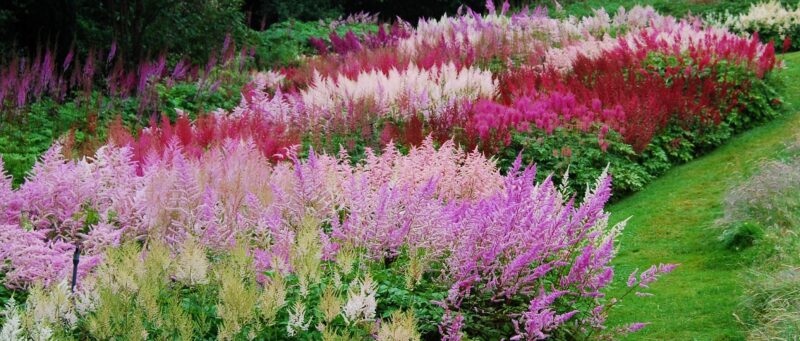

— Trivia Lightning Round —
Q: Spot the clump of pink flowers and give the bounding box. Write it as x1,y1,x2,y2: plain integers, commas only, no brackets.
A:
0,131,673,338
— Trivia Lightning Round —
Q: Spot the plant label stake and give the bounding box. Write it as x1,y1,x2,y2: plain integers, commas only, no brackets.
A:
71,244,80,293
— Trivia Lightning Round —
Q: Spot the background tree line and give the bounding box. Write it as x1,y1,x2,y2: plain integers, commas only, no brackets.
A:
0,0,486,65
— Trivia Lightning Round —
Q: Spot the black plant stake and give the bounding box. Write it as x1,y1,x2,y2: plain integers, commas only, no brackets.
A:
71,244,80,293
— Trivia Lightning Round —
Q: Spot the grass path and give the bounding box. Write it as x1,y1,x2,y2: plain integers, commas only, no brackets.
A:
604,52,800,340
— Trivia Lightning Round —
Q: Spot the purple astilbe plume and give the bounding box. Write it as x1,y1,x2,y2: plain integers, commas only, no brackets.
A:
513,290,578,340
628,263,678,289
0,158,18,225
62,48,74,72
437,159,646,339
107,40,117,64
81,50,96,94
309,37,329,55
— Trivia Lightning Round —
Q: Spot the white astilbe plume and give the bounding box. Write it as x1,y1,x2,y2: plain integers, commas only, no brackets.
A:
0,297,23,341
286,301,310,336
342,274,378,325
301,63,496,125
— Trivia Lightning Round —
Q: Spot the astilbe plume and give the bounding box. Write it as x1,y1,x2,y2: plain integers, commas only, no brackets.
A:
311,22,413,56
0,145,139,288
355,137,503,201
300,63,496,128
438,161,627,339
0,158,16,225
109,112,299,172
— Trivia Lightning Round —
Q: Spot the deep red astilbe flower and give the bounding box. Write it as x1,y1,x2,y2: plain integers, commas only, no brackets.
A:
109,114,299,173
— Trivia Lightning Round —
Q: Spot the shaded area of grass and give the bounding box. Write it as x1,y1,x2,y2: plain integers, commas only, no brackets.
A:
604,52,800,339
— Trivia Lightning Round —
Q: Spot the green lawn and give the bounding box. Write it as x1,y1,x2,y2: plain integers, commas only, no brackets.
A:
604,52,800,340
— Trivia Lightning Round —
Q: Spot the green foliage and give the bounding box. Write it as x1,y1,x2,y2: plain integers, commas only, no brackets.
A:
0,98,106,186
501,128,652,196
720,221,765,250
255,20,378,67
252,0,344,24
0,0,250,64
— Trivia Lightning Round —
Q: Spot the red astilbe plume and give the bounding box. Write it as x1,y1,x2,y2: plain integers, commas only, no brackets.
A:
479,43,742,153
108,113,299,173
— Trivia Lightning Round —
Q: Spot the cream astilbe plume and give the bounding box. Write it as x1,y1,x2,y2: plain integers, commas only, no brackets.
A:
173,237,210,285
216,245,259,341
377,310,421,341
319,285,343,324
258,273,287,326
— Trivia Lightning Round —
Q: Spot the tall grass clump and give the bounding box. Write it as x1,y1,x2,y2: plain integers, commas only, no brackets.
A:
720,137,800,339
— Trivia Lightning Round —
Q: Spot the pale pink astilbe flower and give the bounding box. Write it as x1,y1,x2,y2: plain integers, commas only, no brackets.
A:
0,224,99,289
402,3,573,59
88,145,142,231
230,84,304,126
135,145,201,245
541,36,620,73
194,140,277,247
250,70,285,91
358,137,503,201
17,144,97,238
613,5,661,28
332,175,449,260
0,157,19,225
134,140,275,248
575,8,612,37
268,149,345,227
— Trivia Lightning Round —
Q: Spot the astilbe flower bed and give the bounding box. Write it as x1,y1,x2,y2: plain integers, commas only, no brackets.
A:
0,137,674,339
0,2,786,339
153,3,779,164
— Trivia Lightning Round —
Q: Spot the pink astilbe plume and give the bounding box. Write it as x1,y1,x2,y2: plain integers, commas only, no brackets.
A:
0,144,140,288
357,137,503,201
0,158,17,225
16,144,96,237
